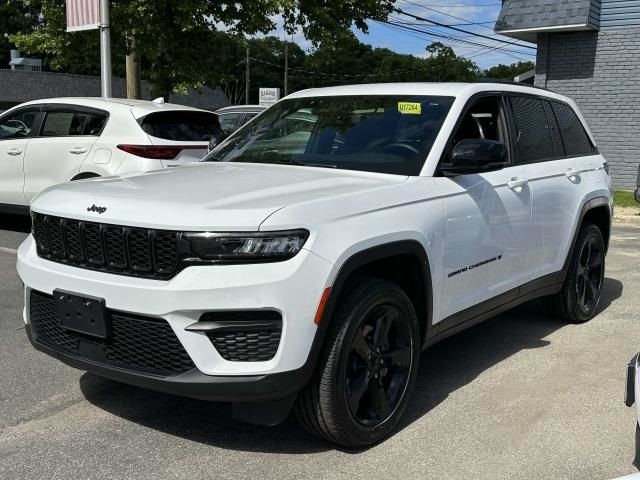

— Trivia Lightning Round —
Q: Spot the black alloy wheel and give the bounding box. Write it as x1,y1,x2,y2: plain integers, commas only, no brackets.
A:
544,222,606,323
575,234,604,314
346,304,413,426
295,277,420,447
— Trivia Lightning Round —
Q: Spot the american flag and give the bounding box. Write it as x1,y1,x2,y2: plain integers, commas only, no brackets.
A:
66,0,100,32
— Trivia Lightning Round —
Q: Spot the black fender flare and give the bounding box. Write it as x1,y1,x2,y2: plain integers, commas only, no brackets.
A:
295,240,434,388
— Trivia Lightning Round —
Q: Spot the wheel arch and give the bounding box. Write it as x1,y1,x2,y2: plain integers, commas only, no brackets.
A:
70,171,101,181
563,195,612,276
318,240,434,350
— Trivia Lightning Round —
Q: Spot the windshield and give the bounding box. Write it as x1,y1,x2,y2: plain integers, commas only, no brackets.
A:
203,95,455,175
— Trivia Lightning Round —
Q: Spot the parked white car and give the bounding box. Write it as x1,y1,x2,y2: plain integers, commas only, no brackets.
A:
0,97,223,215
17,83,613,447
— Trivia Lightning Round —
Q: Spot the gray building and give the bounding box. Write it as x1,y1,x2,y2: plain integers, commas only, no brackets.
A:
0,68,230,113
496,0,640,188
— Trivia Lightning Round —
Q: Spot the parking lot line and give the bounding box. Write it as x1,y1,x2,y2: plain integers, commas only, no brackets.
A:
0,246,18,254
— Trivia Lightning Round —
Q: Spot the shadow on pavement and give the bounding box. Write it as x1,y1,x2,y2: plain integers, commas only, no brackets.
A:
0,213,31,233
80,277,623,453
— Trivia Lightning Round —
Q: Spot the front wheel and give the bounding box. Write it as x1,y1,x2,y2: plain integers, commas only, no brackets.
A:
544,223,605,323
295,277,420,447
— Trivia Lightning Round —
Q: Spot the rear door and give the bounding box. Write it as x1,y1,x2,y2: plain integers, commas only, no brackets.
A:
23,105,107,202
0,106,42,206
521,97,601,278
138,110,221,167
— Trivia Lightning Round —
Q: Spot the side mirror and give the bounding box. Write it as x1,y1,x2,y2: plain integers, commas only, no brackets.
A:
441,139,508,176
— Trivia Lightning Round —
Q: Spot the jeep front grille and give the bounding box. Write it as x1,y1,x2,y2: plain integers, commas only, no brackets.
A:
32,213,179,279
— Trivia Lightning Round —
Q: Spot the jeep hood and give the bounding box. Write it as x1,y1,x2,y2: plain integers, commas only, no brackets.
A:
30,162,408,230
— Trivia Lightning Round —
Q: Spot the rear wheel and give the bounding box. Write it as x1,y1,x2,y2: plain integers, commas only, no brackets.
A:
544,223,605,323
295,277,420,447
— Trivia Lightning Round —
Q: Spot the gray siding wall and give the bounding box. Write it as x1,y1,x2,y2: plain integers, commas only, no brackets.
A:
535,29,640,188
0,69,230,111
600,0,640,28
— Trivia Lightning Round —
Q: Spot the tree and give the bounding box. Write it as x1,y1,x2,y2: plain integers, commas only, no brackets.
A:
0,0,43,68
424,42,479,82
10,0,396,97
483,61,535,81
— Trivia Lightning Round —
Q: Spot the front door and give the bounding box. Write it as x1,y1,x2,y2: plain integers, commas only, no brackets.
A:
0,107,41,206
433,95,534,323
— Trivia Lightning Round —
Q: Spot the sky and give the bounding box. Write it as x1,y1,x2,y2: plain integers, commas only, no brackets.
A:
265,0,537,70
354,0,537,69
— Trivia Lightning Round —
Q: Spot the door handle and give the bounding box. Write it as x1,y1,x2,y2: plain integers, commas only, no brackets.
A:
69,147,88,154
507,177,528,190
565,168,589,179
7,148,22,156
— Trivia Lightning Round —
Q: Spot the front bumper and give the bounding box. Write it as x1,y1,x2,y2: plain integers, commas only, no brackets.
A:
26,325,309,402
18,234,334,400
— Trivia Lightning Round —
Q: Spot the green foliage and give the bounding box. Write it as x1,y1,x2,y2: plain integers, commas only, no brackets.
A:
9,0,396,97
483,61,535,81
0,0,42,67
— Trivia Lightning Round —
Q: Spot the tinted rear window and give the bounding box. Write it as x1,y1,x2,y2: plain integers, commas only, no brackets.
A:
510,96,554,163
140,111,223,141
551,102,594,156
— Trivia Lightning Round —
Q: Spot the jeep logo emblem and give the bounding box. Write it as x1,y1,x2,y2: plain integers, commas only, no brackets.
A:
87,204,107,214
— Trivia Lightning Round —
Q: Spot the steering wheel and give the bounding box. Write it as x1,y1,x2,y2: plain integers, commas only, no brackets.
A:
381,143,420,156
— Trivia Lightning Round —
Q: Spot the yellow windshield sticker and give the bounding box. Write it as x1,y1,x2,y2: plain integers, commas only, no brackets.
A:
398,102,422,115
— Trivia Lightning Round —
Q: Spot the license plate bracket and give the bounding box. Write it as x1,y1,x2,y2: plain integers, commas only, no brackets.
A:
54,289,110,339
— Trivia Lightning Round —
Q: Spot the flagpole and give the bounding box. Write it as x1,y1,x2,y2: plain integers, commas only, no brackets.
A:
99,0,112,98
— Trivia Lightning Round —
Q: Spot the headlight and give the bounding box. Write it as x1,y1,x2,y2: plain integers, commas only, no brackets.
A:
183,230,309,263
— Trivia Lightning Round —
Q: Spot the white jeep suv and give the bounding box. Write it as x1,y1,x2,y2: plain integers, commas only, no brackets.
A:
0,97,221,215
17,83,613,447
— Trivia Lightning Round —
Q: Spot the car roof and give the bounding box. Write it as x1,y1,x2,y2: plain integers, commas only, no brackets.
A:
13,97,210,116
285,82,570,103
214,105,266,114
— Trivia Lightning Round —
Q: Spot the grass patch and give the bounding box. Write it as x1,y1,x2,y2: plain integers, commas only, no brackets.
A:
614,190,639,209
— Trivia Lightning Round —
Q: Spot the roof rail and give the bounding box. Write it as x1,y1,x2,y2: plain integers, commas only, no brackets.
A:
473,78,552,92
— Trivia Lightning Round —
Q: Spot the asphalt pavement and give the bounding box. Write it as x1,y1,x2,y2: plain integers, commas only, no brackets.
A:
1,213,639,480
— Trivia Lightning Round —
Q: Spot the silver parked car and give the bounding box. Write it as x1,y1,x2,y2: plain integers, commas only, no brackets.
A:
214,105,266,135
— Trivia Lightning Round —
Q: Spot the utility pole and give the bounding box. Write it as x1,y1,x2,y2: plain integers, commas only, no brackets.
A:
245,46,250,105
126,36,141,99
99,0,112,98
284,42,289,97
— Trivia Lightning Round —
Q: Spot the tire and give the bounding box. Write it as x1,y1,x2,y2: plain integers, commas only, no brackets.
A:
544,223,605,323
295,277,420,447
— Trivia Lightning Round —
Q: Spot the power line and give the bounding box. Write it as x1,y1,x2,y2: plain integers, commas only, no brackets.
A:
393,6,536,50
380,19,535,58
398,1,502,6
397,0,532,46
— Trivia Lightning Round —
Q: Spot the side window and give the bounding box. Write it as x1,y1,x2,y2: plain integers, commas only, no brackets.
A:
542,101,565,158
551,102,594,156
447,95,510,163
84,113,108,136
217,113,244,135
0,108,39,140
509,96,554,163
40,110,107,137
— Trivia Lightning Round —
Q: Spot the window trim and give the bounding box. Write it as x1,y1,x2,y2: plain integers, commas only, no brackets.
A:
435,91,514,176
37,104,110,138
0,105,45,141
